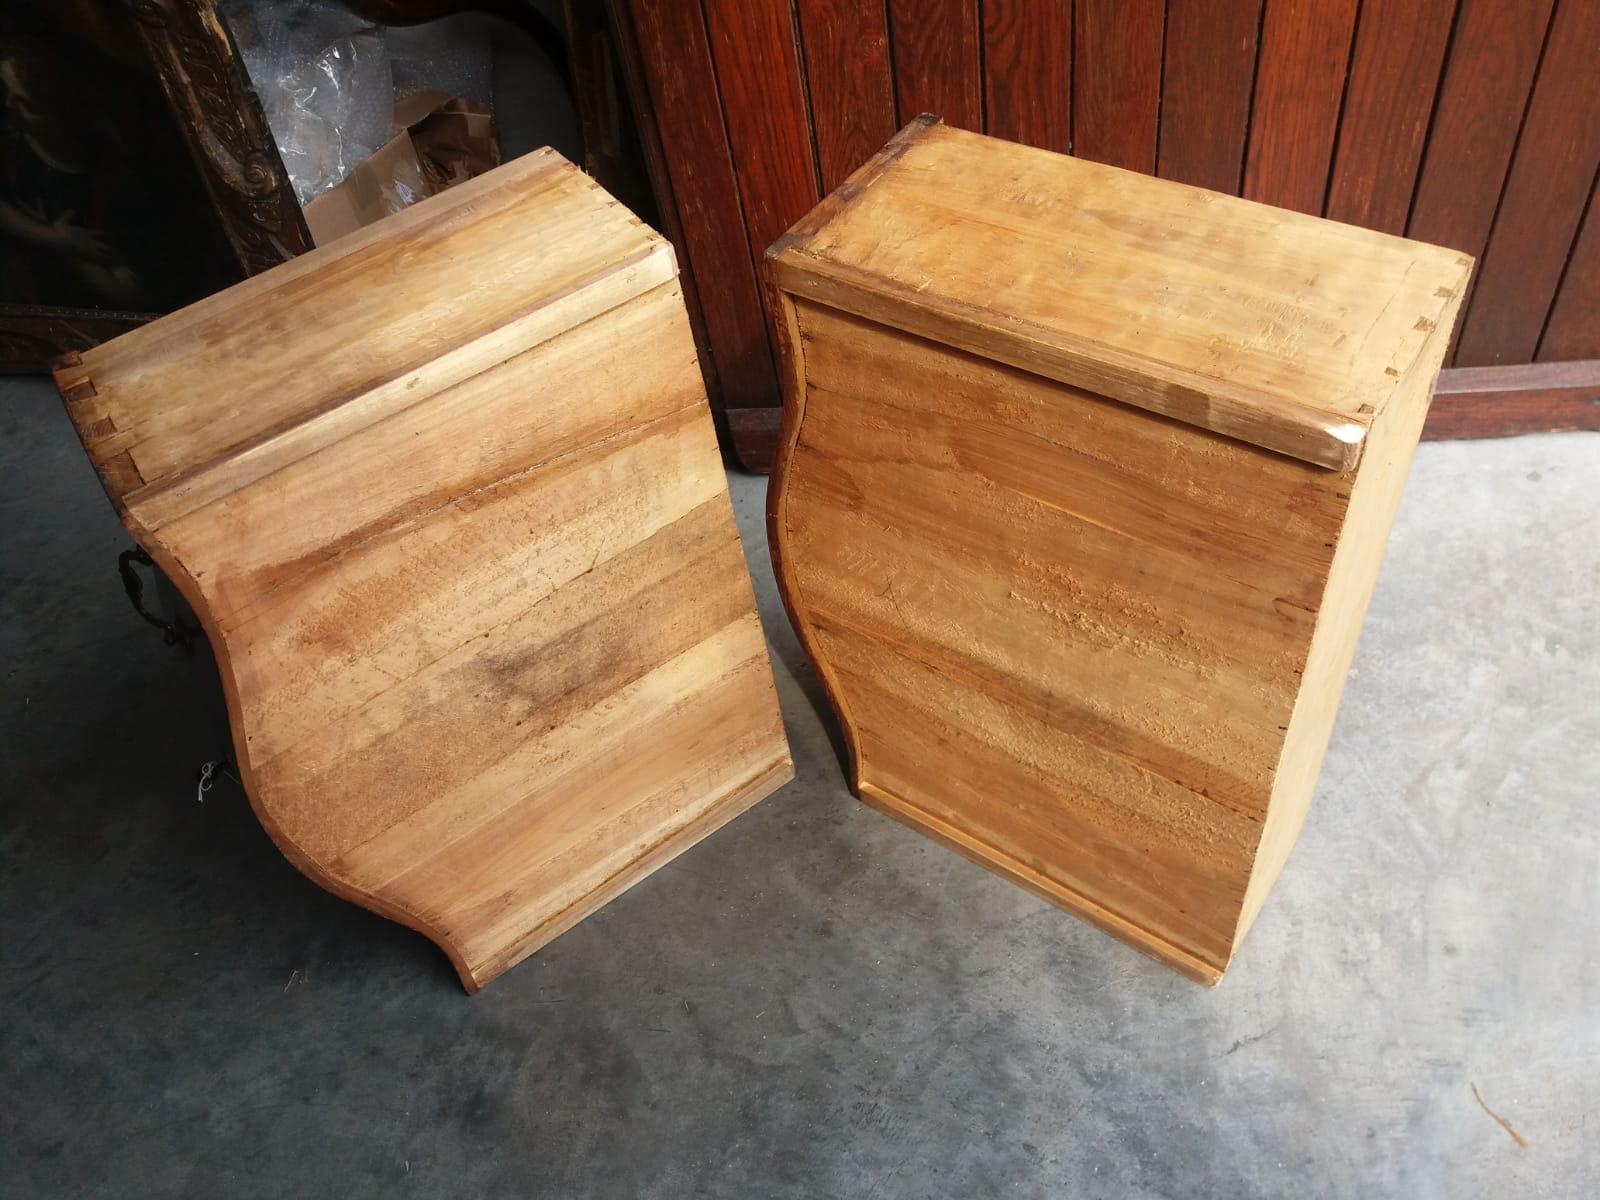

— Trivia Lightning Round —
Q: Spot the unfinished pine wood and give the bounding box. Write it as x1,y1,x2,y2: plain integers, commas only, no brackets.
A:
768,120,1469,982
55,149,792,993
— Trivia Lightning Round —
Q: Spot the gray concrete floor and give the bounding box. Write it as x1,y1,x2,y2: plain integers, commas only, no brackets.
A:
2,374,1596,1198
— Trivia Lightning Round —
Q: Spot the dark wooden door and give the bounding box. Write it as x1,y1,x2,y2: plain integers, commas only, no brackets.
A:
614,0,1600,467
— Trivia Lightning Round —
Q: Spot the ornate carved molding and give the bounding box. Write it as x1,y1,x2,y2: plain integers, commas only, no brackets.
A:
123,0,313,274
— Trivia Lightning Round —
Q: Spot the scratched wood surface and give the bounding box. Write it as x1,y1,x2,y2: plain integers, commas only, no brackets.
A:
55,151,792,992
768,121,1469,981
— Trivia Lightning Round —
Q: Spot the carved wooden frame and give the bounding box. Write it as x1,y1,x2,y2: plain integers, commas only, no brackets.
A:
123,0,313,276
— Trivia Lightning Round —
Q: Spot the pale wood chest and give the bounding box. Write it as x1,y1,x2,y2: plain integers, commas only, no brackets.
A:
767,118,1471,982
56,150,792,992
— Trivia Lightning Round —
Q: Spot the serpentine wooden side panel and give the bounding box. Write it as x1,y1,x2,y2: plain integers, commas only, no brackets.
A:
768,121,1469,982
55,150,792,992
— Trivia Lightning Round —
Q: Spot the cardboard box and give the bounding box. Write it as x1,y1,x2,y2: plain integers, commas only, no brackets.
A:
303,90,499,248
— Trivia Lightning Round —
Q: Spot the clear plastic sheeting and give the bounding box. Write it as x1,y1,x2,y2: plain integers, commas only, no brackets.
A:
222,0,494,208
387,22,492,110
266,31,393,205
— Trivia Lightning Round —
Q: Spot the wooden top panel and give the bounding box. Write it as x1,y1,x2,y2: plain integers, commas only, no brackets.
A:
55,150,672,507
769,118,1473,469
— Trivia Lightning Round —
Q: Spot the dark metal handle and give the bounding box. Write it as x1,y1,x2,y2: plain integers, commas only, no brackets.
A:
117,547,202,653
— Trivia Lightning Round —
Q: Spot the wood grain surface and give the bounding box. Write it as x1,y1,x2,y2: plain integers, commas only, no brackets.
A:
770,122,1470,471
1454,0,1600,366
617,0,1592,462
1407,0,1555,362
1540,183,1600,362
1322,0,1456,236
1157,0,1263,193
1428,359,1600,437
56,151,792,991
768,121,1467,981
886,0,983,130
796,0,898,190
623,0,778,416
1072,0,1163,172
1243,0,1360,215
709,360,1600,473
981,0,1073,152
702,0,822,294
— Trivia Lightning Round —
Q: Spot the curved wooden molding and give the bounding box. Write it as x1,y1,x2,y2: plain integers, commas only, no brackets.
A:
55,152,791,991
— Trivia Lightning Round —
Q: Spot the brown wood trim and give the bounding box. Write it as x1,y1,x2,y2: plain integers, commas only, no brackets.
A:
1243,0,1360,216
795,0,899,192
1407,0,1557,366
982,0,1073,152
727,406,784,472
1072,0,1163,173
1426,360,1600,439
1452,0,1600,367
1539,166,1600,362
1324,0,1456,236
731,360,1599,471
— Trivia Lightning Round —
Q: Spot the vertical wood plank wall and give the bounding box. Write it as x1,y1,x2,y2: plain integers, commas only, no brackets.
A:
621,0,1600,463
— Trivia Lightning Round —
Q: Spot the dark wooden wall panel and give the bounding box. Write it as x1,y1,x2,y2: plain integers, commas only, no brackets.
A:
1157,0,1262,193
1455,0,1600,366
1408,0,1555,363
1324,0,1457,235
1244,0,1360,214
886,0,983,131
982,0,1073,152
623,0,776,413
616,0,1599,460
795,0,898,191
1073,0,1163,173
702,0,822,288
1540,178,1600,362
